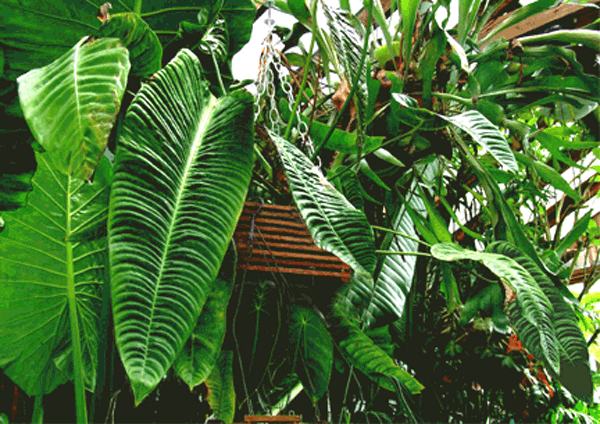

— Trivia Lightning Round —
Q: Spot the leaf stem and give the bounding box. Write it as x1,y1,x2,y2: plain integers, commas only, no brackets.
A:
66,181,88,424
134,0,142,14
375,250,432,257
371,225,431,247
210,48,227,96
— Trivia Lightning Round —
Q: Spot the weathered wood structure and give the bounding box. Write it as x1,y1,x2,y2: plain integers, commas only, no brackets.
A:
234,202,352,281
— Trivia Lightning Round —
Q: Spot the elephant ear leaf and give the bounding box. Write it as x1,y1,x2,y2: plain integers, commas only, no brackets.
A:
271,134,376,277
486,241,593,403
0,153,111,396
98,13,162,77
288,305,333,403
109,49,254,405
174,242,237,390
17,36,130,180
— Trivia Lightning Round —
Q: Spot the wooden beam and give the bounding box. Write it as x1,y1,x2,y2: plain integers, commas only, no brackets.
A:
480,0,600,43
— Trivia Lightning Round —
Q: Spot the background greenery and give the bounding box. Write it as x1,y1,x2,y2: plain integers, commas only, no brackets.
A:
0,0,599,422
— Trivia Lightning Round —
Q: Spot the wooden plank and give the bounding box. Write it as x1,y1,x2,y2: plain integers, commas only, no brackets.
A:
243,415,302,422
480,0,600,43
238,264,351,279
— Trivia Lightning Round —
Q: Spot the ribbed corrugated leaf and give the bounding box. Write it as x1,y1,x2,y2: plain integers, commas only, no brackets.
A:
271,134,376,277
173,243,236,390
17,37,130,180
322,3,368,128
442,110,518,173
339,183,425,327
109,49,254,404
431,242,559,375
288,305,333,402
487,241,592,402
0,153,111,395
331,307,424,394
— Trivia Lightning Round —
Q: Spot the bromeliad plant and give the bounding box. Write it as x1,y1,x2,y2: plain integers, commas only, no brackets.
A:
0,0,599,423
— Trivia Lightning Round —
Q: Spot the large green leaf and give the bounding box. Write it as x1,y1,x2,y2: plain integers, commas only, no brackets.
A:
340,188,421,327
173,242,236,390
17,37,130,180
288,304,333,403
98,13,162,77
322,3,368,129
331,307,424,394
431,242,560,375
0,153,111,396
271,134,376,277
487,241,593,402
442,110,518,173
108,49,254,404
0,0,254,80
205,350,236,424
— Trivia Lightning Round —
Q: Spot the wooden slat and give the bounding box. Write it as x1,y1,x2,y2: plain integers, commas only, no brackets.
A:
234,202,352,280
479,0,600,44
243,415,302,423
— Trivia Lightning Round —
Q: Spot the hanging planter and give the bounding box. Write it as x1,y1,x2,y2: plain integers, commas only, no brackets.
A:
234,202,351,281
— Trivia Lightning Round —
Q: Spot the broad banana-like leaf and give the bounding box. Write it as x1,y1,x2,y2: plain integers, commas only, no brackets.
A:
0,153,111,395
98,13,162,77
109,49,254,404
17,37,130,180
173,243,236,390
487,241,593,402
441,110,518,173
206,350,236,424
330,307,424,394
271,134,376,277
431,242,560,375
288,305,333,403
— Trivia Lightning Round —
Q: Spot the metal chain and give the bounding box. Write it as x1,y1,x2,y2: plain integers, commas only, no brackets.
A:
255,2,315,157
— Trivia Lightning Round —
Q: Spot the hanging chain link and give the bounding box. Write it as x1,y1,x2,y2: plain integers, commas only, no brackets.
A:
255,1,315,157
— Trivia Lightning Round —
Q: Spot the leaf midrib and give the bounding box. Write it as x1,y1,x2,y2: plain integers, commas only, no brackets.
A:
138,94,218,378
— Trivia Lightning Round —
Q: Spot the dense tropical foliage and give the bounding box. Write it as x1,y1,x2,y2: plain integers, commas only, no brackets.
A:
0,0,599,422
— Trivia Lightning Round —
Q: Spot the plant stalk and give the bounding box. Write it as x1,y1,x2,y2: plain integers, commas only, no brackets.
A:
66,182,88,424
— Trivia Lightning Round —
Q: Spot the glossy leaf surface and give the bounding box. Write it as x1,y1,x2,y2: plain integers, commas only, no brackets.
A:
272,134,376,277
109,49,254,404
173,243,236,390
0,153,111,395
331,307,424,394
487,241,592,402
442,110,518,173
17,37,130,180
431,242,559,375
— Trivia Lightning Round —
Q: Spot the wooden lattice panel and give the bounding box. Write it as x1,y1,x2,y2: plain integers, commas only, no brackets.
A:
234,202,351,281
